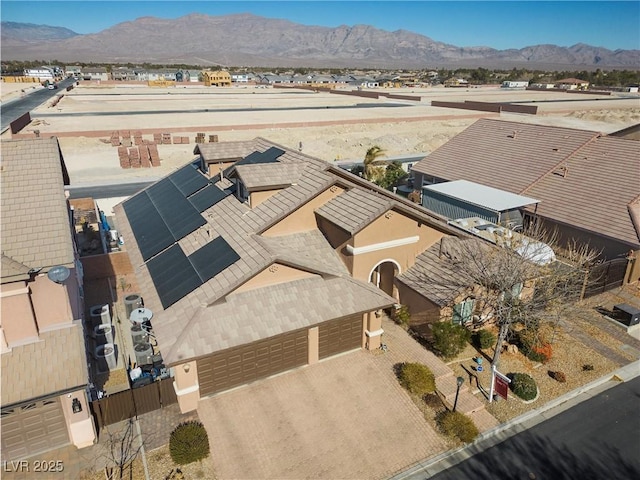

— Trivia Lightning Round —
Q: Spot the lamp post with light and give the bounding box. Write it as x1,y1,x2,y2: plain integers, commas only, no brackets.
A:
453,376,465,412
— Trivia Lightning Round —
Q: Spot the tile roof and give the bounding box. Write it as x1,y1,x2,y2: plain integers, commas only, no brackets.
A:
116,137,460,364
397,237,492,306
315,188,393,235
162,275,395,363
0,254,32,282
411,118,640,248
1,324,87,406
1,138,75,279
235,162,307,190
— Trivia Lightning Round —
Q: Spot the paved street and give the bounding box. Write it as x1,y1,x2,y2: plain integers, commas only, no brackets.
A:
427,376,640,480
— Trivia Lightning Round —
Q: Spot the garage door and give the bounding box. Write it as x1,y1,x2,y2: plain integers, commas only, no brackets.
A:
198,328,308,397
1,399,70,461
318,314,363,359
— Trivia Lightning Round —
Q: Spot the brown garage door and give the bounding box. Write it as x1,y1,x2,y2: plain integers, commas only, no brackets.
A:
198,328,308,397
318,314,363,359
1,399,70,461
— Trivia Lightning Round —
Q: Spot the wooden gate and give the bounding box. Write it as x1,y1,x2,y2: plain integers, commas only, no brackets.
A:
90,377,177,431
582,258,629,299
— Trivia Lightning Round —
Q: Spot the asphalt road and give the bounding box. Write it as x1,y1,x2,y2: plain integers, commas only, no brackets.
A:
429,376,640,480
1,77,75,131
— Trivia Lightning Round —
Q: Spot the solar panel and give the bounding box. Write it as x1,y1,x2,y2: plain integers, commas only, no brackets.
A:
189,236,241,283
169,164,210,197
147,178,206,240
235,147,285,166
147,244,202,308
123,192,174,261
188,184,230,212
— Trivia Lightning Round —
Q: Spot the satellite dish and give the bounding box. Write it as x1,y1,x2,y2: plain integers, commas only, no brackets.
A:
47,265,71,284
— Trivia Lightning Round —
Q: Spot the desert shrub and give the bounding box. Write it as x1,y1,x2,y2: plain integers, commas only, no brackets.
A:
548,370,567,383
392,305,411,326
472,329,496,350
423,393,444,410
169,421,210,465
398,362,436,396
518,327,552,363
436,410,479,443
509,373,538,401
582,364,594,371
432,322,471,359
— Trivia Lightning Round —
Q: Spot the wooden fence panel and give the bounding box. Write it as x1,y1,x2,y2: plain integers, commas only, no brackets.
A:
91,390,135,429
159,378,177,406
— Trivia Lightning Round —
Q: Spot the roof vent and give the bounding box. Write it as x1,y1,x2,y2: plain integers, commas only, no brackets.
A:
554,165,569,178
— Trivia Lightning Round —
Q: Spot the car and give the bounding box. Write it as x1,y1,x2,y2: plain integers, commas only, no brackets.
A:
48,84,57,90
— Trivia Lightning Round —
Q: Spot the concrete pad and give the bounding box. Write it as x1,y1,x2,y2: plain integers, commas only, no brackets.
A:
198,351,448,480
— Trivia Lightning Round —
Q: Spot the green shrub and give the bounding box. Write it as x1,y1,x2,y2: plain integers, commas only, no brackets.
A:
398,362,436,396
392,305,411,326
509,373,538,401
432,322,471,359
169,421,210,465
472,329,496,350
436,410,479,443
517,327,552,363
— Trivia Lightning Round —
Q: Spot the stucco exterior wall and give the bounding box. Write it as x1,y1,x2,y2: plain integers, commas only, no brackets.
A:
206,160,236,178
395,282,443,337
263,185,346,236
232,263,316,294
30,272,78,330
60,390,96,448
250,189,283,209
174,361,200,413
0,282,39,346
350,209,445,282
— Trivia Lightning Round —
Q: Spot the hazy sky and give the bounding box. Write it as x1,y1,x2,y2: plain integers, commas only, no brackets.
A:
2,1,639,50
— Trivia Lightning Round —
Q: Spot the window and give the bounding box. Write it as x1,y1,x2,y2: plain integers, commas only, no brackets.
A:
453,298,475,324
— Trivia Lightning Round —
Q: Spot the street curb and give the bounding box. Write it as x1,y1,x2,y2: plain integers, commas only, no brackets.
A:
389,359,640,480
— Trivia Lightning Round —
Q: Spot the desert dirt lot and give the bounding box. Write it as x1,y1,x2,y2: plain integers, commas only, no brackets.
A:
3,81,639,185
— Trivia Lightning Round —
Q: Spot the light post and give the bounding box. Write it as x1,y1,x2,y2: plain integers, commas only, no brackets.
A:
453,376,465,412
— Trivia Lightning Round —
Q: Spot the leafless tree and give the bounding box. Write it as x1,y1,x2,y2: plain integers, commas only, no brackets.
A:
416,224,600,369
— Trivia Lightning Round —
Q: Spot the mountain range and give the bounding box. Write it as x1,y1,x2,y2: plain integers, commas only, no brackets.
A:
2,14,639,69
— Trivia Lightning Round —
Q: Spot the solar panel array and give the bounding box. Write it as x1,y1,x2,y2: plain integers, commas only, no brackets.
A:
123,164,241,308
235,147,285,167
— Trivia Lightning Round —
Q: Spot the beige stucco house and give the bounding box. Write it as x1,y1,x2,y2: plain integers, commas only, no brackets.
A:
1,138,96,461
411,118,640,289
114,138,467,413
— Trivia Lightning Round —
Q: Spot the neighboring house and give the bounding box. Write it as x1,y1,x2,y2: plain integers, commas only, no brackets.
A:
502,80,529,88
114,138,465,413
444,78,468,87
230,73,250,83
65,65,83,78
202,70,232,86
410,118,640,283
24,67,55,81
609,122,640,141
112,67,137,81
1,138,96,461
554,78,590,90
82,67,109,81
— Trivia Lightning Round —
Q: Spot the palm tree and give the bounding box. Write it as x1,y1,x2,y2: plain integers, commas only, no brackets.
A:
363,146,387,182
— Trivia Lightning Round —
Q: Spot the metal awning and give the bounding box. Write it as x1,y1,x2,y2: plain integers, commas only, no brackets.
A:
422,180,540,212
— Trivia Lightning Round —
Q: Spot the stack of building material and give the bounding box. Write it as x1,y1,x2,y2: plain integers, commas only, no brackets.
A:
118,146,130,168
162,133,171,145
173,136,183,144
153,133,162,144
140,145,151,168
129,147,141,168
121,130,132,147
110,131,120,146
209,134,219,143
195,132,205,143
133,131,143,145
182,136,189,144
148,144,161,167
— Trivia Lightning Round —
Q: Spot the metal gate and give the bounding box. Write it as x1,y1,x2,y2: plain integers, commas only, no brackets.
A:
583,258,629,299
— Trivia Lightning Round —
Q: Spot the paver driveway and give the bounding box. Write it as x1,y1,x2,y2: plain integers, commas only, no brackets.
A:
198,350,449,480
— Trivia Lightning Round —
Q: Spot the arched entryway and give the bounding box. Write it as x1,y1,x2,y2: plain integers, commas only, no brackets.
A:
368,259,400,301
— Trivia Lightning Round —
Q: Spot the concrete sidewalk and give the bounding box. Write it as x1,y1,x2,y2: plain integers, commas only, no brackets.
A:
390,359,640,480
